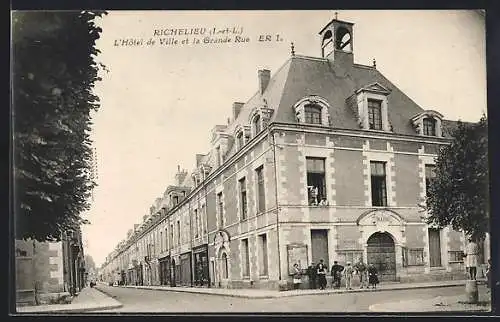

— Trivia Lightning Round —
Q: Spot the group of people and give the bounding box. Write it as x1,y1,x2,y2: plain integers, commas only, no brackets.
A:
292,259,380,290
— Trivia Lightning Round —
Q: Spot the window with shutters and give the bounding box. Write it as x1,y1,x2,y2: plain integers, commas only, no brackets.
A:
256,166,265,213
217,192,224,227
239,177,248,220
259,234,268,276
241,239,250,277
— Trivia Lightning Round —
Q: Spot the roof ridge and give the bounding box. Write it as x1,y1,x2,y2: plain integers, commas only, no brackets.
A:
292,54,328,62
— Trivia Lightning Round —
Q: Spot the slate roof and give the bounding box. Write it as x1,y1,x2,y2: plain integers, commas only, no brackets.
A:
222,54,460,139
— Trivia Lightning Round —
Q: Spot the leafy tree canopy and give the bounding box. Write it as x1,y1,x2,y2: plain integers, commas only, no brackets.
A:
12,11,107,241
426,115,489,241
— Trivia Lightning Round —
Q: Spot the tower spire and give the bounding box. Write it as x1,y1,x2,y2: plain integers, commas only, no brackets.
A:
291,42,295,56
335,11,338,20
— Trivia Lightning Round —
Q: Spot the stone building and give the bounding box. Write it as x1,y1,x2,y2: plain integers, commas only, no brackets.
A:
15,229,86,305
100,16,490,290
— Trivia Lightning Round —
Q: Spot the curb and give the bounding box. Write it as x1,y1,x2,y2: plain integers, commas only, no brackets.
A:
119,285,277,299
113,281,466,299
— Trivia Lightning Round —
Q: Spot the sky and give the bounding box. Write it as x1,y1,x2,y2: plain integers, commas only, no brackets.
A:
82,10,486,267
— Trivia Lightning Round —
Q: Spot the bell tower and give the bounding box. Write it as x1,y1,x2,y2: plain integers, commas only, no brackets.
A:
319,13,354,66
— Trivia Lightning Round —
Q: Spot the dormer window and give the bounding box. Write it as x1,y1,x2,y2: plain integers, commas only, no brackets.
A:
236,131,244,149
216,146,222,167
249,105,274,137
253,114,262,135
294,96,330,126
305,104,322,124
368,99,382,130
411,110,443,137
423,117,436,136
353,82,391,132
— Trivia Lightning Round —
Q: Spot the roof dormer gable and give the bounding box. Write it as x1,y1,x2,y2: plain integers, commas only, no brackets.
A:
411,110,444,137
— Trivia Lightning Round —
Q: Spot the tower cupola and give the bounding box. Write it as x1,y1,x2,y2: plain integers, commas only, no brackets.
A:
319,13,354,67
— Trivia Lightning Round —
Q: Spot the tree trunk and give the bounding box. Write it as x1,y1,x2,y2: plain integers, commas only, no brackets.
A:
465,279,479,303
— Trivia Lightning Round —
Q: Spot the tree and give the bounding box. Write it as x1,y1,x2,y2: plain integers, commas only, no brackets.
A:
425,115,489,241
12,11,107,241
85,254,96,272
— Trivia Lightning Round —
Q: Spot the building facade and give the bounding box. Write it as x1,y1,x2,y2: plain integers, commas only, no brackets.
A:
15,229,86,305
100,17,490,290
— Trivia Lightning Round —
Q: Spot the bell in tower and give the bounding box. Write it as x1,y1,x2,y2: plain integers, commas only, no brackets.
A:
319,12,354,67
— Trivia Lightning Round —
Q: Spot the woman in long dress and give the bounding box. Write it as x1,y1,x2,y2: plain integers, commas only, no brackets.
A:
367,263,379,289
292,263,302,290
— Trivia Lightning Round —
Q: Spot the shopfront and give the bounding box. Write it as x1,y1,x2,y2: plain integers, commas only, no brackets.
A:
193,245,209,287
159,256,171,285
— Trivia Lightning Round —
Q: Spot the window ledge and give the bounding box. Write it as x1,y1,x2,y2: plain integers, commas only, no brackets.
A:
242,276,251,280
449,261,464,264
259,275,269,280
430,266,446,271
365,129,390,134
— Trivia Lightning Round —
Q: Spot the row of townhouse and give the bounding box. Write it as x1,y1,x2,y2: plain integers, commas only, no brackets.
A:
100,16,490,290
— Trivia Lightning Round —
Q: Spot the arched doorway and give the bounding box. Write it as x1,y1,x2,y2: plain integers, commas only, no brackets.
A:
367,232,396,281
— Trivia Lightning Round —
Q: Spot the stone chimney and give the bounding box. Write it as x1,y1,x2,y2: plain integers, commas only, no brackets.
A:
258,69,271,94
232,102,244,120
175,165,188,185
196,154,205,167
127,229,133,238
134,224,139,231
143,215,148,222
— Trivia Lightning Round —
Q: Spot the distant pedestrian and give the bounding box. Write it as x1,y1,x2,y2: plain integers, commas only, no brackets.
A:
344,262,354,290
307,262,317,289
368,263,379,289
292,263,302,290
354,260,368,289
330,261,344,289
316,259,328,290
465,238,479,280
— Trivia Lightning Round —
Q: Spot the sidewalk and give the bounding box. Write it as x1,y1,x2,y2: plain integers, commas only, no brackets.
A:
111,279,474,299
15,287,123,313
369,289,491,312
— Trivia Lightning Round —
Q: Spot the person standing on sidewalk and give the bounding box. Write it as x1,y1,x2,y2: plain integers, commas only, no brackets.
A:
292,263,302,290
307,262,317,289
354,260,368,289
344,262,354,290
316,259,328,290
368,263,379,289
465,238,479,280
330,261,344,289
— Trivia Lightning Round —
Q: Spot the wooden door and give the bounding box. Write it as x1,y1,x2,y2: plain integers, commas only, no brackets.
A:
367,232,396,281
428,229,442,267
180,254,192,286
311,229,329,267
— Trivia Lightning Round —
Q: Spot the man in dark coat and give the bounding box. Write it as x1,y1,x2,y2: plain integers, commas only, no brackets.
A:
331,261,344,289
307,262,317,289
316,259,328,290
